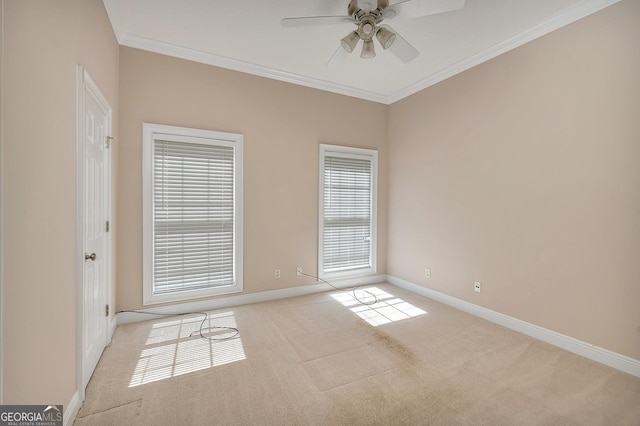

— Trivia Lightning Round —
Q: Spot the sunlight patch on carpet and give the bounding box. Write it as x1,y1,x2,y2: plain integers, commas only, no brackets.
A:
129,311,245,387
331,287,427,326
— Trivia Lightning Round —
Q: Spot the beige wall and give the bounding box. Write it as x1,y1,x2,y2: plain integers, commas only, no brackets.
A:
1,0,636,409
1,0,118,404
388,0,640,359
117,47,388,310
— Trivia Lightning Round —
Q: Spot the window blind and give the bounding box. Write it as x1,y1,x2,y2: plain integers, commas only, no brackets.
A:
322,155,373,273
153,139,235,295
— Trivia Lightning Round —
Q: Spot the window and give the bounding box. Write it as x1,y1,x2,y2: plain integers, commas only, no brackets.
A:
143,123,243,305
319,144,377,278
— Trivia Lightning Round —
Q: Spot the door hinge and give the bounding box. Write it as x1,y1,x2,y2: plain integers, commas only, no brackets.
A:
105,304,110,317
104,136,115,148
106,220,110,232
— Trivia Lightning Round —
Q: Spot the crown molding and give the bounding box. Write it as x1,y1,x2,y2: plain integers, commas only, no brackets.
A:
119,33,390,104
388,0,621,103
113,0,619,105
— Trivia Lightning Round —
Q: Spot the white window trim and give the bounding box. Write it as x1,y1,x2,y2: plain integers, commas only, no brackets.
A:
142,123,243,305
318,144,378,280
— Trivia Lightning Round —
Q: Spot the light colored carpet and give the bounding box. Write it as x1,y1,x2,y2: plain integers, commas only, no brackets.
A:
74,283,640,425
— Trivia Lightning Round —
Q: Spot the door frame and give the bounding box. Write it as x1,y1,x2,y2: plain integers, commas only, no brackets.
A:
75,65,113,401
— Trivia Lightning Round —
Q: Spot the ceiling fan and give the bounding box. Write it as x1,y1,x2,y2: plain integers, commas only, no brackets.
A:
281,0,465,65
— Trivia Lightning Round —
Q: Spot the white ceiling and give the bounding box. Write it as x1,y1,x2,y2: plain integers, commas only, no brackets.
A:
102,0,619,104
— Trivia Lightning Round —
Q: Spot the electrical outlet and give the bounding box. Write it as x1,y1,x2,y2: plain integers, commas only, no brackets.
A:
274,269,280,279
474,282,481,293
425,268,431,279
296,267,302,276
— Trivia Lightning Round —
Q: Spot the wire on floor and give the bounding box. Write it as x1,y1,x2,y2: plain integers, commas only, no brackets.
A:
297,271,378,306
116,310,240,341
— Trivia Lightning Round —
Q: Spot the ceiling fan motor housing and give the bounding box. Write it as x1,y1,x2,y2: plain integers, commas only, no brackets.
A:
357,15,378,41
341,2,396,58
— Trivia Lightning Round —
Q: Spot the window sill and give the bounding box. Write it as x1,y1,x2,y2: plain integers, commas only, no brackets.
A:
320,267,377,282
143,284,243,306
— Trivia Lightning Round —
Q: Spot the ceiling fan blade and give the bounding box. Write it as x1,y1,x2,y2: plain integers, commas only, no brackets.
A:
381,24,419,63
383,0,465,20
325,44,351,68
281,15,354,28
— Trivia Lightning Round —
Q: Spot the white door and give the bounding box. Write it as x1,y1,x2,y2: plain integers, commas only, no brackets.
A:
80,68,112,390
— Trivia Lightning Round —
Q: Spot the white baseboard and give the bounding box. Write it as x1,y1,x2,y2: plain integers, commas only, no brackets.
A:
117,274,386,325
114,273,639,377
109,316,117,339
64,390,81,426
386,275,640,378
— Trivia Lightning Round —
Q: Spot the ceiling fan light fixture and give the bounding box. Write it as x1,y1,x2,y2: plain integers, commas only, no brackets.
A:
341,31,360,53
361,39,376,59
376,27,396,49
377,0,390,9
